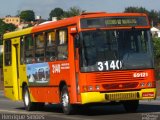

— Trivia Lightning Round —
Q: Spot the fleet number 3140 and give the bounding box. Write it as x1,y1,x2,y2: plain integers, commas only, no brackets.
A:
97,60,122,71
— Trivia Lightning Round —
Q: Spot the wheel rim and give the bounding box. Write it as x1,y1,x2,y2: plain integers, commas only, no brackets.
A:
24,90,29,106
62,92,69,108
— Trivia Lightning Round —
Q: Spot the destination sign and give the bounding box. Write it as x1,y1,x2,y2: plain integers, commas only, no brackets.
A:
105,18,137,26
81,16,148,28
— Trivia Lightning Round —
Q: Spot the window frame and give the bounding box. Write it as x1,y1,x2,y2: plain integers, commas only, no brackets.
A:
20,37,25,65
4,39,12,66
57,28,69,60
24,34,35,64
45,29,57,62
34,32,45,63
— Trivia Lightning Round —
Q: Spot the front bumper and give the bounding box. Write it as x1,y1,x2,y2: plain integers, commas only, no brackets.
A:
81,88,156,104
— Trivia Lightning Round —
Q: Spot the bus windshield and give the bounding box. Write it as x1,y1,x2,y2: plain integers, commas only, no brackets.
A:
80,29,154,72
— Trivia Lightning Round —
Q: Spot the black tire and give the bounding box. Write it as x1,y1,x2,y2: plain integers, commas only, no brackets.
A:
123,100,139,113
60,86,75,115
36,102,45,111
23,86,37,111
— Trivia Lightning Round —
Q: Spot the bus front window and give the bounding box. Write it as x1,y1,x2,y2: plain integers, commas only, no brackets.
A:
80,29,154,72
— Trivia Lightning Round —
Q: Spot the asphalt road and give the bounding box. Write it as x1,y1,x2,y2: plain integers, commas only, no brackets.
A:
0,91,160,120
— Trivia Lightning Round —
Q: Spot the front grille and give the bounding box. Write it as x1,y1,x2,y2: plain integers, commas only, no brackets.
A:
105,92,139,101
102,82,139,89
94,71,145,83
86,70,147,91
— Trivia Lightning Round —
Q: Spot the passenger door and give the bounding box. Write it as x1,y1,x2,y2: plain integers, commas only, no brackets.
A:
3,38,20,100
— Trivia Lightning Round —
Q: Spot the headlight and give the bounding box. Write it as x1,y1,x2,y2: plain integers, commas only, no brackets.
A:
88,86,93,91
140,82,145,87
96,85,100,90
147,82,152,87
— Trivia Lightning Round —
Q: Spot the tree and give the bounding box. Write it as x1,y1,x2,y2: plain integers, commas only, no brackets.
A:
20,10,35,22
152,38,160,79
124,6,149,14
63,6,86,18
49,8,64,20
0,19,6,35
149,10,159,26
124,7,160,26
0,19,16,35
49,7,86,20
3,23,17,32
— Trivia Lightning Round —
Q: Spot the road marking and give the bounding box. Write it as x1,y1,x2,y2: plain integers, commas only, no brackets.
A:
0,109,32,114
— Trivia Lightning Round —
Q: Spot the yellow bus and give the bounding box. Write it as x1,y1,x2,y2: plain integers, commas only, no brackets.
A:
3,12,156,114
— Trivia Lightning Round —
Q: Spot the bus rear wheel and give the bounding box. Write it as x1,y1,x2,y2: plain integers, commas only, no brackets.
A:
60,86,75,115
23,86,37,111
123,100,139,113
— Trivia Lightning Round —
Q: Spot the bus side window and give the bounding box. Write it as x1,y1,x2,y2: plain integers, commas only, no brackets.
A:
57,29,68,60
46,31,57,61
24,35,35,64
20,37,24,64
4,39,11,66
35,33,45,62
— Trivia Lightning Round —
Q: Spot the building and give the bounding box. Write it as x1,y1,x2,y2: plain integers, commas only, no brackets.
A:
151,27,160,38
3,16,20,26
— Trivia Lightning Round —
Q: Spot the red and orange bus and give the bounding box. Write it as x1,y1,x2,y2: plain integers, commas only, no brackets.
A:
3,12,156,114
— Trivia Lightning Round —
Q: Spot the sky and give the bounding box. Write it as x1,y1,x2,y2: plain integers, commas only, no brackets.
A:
0,0,160,19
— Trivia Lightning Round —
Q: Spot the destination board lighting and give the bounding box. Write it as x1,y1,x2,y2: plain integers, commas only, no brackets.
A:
81,16,148,28
105,18,137,26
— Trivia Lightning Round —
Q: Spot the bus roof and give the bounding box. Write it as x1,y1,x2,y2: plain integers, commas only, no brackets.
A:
32,12,148,33
32,16,80,33
3,12,149,40
3,27,33,40
80,12,147,17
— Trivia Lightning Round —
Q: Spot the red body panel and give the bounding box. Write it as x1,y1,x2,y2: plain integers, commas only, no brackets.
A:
27,12,152,104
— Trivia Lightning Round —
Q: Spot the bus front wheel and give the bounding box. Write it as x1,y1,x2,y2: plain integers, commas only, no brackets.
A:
123,100,139,113
60,86,75,115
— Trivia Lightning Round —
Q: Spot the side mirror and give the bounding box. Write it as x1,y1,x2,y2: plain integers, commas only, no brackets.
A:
74,34,80,48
